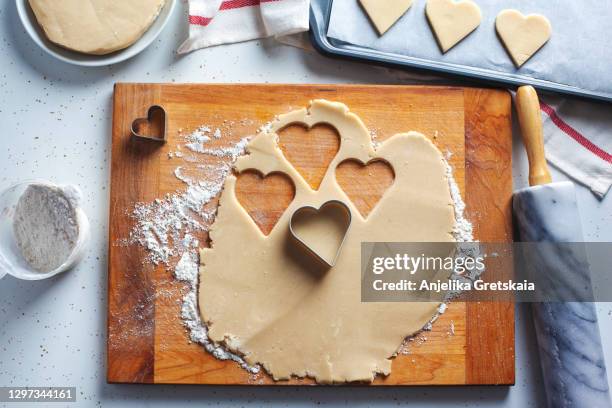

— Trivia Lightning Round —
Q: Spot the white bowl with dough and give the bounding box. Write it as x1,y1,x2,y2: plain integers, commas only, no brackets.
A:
0,180,90,281
16,0,177,67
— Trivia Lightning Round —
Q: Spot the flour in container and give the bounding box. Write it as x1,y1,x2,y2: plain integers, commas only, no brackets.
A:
13,183,81,272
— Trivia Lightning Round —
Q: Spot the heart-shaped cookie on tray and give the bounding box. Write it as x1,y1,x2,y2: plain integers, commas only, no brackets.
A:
426,0,482,53
496,9,552,67
359,0,414,35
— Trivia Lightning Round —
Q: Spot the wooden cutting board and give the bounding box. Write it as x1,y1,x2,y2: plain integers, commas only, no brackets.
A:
108,84,514,385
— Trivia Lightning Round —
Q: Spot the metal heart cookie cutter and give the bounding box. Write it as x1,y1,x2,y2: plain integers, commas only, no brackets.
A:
289,200,352,268
131,105,167,144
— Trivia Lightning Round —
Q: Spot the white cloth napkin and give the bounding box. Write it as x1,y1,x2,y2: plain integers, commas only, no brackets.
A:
178,0,310,53
539,95,612,198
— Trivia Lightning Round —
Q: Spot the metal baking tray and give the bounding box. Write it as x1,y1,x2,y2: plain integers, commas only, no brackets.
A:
309,0,612,103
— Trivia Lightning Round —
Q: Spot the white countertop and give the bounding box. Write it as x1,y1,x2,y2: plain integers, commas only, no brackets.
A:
1,2,611,407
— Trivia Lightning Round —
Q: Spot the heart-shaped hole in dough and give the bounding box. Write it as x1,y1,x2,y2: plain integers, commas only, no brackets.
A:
290,201,352,268
235,170,295,236
496,9,552,68
336,159,395,219
278,123,340,191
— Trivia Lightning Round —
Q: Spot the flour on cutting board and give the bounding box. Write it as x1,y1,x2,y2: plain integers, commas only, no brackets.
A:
121,121,473,375
122,123,260,374
127,126,253,265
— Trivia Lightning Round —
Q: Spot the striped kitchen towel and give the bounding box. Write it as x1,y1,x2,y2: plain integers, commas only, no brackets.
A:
539,95,612,198
178,0,310,53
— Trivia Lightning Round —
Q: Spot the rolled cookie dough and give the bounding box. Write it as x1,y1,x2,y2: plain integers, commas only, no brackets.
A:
199,100,458,383
359,0,414,35
496,9,552,68
28,0,166,55
426,0,482,53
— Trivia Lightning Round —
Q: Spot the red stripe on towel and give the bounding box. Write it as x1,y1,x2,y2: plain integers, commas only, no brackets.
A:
188,15,213,26
540,102,612,164
189,0,281,26
220,0,281,10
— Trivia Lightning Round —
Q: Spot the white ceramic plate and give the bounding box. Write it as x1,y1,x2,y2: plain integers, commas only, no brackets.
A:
16,0,177,67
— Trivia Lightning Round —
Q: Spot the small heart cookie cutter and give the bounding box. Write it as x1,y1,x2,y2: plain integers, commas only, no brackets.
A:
289,200,352,268
131,105,167,144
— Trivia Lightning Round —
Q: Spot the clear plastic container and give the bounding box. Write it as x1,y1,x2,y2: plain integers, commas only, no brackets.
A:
0,180,90,280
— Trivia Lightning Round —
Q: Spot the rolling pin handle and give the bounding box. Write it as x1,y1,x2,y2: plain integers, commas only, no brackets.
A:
516,86,553,187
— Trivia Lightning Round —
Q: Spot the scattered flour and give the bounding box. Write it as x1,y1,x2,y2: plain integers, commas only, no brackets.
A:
444,157,473,243
123,123,258,373
184,126,212,153
174,251,199,287
128,128,251,265
194,138,251,161
129,176,227,265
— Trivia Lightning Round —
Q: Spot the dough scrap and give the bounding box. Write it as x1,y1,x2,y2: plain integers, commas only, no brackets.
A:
28,0,166,55
426,0,481,53
199,100,458,383
496,9,552,68
359,0,414,35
